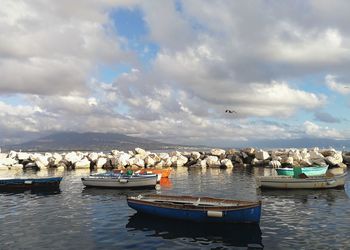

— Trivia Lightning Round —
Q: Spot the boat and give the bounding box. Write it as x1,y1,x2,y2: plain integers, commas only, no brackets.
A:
275,165,328,176
256,172,347,189
127,194,262,223
0,176,62,190
139,168,172,178
81,172,158,188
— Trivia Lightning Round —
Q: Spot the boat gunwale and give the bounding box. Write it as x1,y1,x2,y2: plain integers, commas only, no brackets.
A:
275,165,328,171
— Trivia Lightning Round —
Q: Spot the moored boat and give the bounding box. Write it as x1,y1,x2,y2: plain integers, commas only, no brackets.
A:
127,194,262,223
275,165,328,176
0,176,62,190
256,172,347,189
81,172,158,188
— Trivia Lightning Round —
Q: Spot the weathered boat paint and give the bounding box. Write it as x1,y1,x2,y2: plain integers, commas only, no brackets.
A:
127,194,261,223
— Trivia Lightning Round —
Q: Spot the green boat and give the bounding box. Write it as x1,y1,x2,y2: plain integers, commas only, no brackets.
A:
275,165,328,177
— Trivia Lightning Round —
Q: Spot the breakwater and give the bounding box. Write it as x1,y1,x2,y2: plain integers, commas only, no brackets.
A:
1,147,349,173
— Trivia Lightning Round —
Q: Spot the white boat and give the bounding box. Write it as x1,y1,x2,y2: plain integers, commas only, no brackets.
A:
81,172,158,188
256,172,347,189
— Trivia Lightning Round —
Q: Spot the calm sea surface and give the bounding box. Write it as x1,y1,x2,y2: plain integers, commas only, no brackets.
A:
0,166,349,249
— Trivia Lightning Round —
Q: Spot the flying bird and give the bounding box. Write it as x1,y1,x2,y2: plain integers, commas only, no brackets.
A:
225,109,237,114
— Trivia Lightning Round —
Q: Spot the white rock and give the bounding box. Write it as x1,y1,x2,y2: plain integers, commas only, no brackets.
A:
53,153,63,164
255,150,269,160
75,157,91,169
220,159,233,168
96,158,107,168
35,155,49,169
164,158,173,168
174,155,188,167
211,148,226,156
300,159,312,166
0,153,7,159
111,150,119,155
289,150,302,162
134,148,146,155
45,153,53,158
159,153,170,160
88,152,99,162
325,153,343,166
309,150,324,160
0,157,17,166
154,161,164,169
17,152,30,161
269,160,281,168
251,158,264,166
117,153,131,167
169,151,182,157
191,151,201,160
8,151,17,159
242,148,255,155
65,152,82,164
144,156,155,167
133,158,145,168
206,156,220,167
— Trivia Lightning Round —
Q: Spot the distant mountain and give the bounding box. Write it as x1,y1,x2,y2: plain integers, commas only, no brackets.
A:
2,132,179,152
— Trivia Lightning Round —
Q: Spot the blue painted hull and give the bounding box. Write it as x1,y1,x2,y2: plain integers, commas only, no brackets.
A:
127,198,261,223
0,177,62,189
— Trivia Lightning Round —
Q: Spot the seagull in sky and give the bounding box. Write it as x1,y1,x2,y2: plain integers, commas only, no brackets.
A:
225,109,237,114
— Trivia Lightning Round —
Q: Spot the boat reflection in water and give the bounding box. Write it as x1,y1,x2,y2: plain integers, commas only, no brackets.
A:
0,187,61,196
81,187,156,198
126,213,263,249
159,178,172,188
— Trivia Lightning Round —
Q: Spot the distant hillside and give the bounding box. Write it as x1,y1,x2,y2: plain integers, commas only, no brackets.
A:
2,132,178,152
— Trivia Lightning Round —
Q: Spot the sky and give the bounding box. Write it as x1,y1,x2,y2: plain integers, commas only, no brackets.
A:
1,0,350,147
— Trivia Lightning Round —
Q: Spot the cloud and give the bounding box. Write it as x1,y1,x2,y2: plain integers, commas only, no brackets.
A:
314,111,341,123
1,1,350,146
325,74,350,94
303,121,343,139
0,0,130,96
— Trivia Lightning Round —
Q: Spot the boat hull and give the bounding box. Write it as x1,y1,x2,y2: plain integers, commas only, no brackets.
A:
0,177,62,190
256,172,347,189
81,175,157,188
127,194,261,223
275,166,328,176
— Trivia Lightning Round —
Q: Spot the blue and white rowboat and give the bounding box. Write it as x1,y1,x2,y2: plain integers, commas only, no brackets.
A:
82,172,158,188
0,177,62,189
127,194,262,223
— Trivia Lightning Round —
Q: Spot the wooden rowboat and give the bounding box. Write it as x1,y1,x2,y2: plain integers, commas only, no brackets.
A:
81,172,158,188
127,194,261,223
256,172,347,189
275,165,328,176
0,177,62,190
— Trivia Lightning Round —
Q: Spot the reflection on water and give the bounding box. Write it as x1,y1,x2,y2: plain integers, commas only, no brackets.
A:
0,188,61,196
0,167,350,249
159,178,172,188
126,213,263,248
81,187,157,198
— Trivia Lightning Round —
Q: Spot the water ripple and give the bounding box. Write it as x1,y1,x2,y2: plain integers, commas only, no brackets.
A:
0,167,349,249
